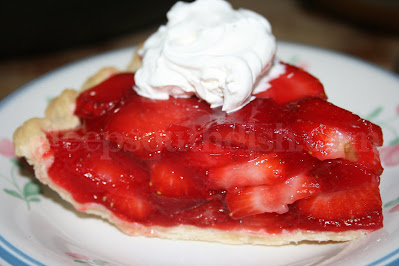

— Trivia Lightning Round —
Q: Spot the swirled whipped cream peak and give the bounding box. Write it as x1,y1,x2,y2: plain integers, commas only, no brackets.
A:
134,0,285,112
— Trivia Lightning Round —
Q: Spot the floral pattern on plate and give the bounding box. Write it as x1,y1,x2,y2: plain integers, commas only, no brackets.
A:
363,104,399,213
0,138,41,210
65,252,109,265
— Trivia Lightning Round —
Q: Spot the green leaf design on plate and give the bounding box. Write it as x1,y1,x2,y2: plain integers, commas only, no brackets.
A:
1,161,42,209
73,260,88,264
23,181,41,198
365,106,383,120
46,96,54,103
288,55,300,65
384,197,399,208
28,197,40,202
10,158,24,169
93,259,109,266
3,188,23,199
389,137,399,146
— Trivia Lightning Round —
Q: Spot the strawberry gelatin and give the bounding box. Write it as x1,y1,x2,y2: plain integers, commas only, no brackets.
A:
46,68,383,234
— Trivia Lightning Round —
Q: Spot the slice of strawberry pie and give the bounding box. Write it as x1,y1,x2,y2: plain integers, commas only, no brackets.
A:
13,0,383,245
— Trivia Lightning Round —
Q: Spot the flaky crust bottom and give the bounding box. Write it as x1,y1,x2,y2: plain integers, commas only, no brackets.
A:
13,58,371,246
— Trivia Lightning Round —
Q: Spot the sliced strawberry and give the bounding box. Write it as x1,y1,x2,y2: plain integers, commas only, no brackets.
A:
206,123,277,153
225,174,321,218
292,120,353,160
105,189,154,221
222,97,286,123
288,97,383,172
178,141,237,169
205,133,318,191
75,73,135,118
151,195,206,216
205,97,291,152
48,134,150,194
235,212,294,233
75,146,150,189
79,153,125,185
104,95,212,159
296,182,382,220
149,159,205,198
207,153,286,190
173,199,229,226
255,63,326,104
310,159,380,192
289,98,383,146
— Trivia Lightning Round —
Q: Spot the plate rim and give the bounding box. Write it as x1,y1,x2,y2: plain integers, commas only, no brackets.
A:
1,42,399,266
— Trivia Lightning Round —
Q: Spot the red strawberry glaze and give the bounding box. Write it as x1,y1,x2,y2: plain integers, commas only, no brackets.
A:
255,63,327,104
45,72,383,234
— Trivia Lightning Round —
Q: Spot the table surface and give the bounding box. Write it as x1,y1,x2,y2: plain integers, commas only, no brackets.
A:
1,0,398,102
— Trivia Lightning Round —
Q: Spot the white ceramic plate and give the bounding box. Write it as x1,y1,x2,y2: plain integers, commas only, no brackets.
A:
1,42,399,266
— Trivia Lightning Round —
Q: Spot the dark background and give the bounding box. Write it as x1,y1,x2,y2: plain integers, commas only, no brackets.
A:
0,0,184,57
1,0,398,100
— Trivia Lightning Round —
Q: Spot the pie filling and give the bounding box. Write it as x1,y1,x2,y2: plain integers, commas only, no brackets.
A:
45,66,383,235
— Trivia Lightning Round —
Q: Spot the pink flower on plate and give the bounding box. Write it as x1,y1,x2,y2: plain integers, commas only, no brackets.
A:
380,143,399,167
65,252,90,261
296,62,309,71
0,138,15,158
389,204,399,213
396,104,399,115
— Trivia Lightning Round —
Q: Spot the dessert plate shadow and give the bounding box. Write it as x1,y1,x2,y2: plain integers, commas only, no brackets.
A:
1,42,399,265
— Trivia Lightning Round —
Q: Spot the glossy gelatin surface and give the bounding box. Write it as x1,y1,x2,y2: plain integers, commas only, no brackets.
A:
46,68,383,234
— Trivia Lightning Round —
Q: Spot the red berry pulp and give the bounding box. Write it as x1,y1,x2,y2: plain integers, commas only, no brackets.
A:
46,68,383,235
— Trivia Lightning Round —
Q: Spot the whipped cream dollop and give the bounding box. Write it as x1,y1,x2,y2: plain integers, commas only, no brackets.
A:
134,0,284,112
